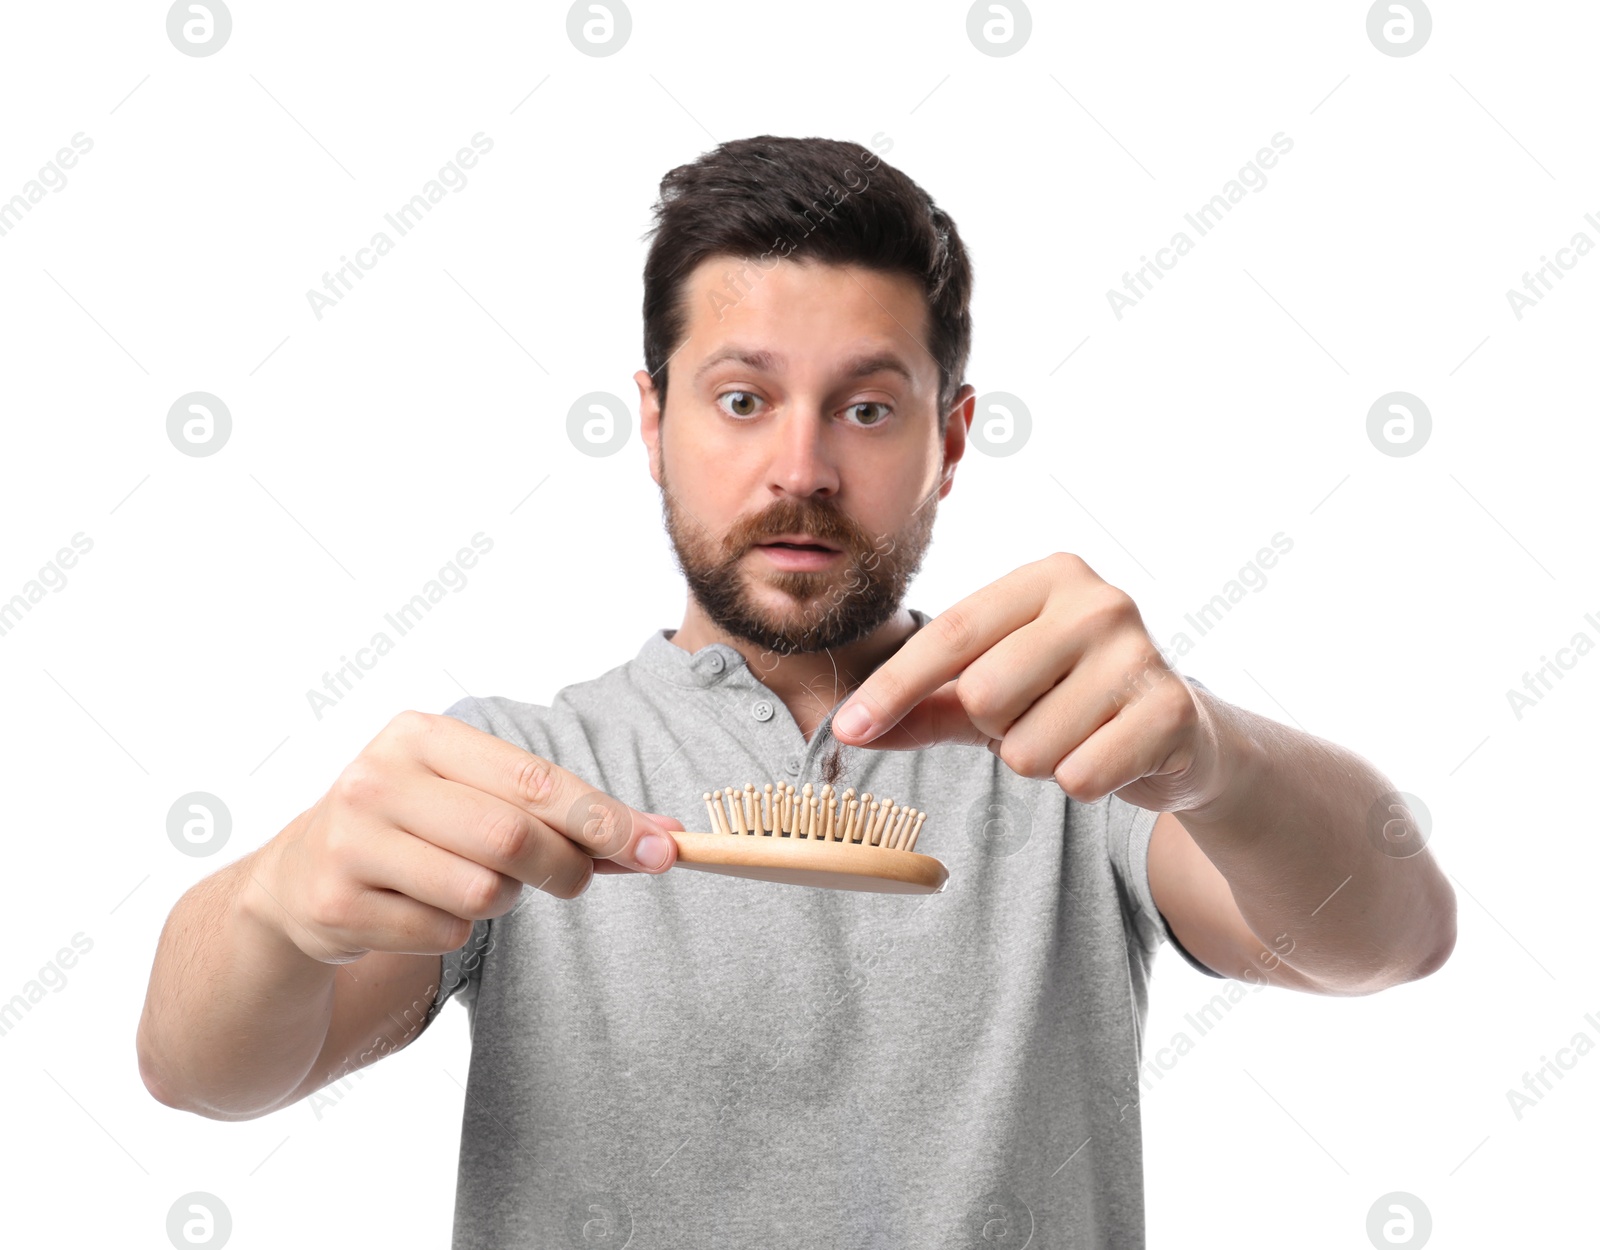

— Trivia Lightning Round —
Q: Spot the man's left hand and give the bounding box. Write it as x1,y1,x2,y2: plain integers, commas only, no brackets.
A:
829,553,1230,815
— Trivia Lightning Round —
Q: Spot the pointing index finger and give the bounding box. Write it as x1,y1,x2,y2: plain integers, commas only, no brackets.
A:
832,572,1044,745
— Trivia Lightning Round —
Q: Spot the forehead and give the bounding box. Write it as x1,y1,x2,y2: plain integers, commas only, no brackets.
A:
677,255,933,381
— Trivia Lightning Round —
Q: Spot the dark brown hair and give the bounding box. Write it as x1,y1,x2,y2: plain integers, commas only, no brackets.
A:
641,135,973,430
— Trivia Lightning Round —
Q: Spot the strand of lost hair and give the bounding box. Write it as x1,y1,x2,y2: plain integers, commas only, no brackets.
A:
701,782,927,851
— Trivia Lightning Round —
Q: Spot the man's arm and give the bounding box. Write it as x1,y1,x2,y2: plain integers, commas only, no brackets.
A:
826,554,1457,995
134,813,454,1113
136,818,446,1120
137,709,677,1119
1147,687,1456,996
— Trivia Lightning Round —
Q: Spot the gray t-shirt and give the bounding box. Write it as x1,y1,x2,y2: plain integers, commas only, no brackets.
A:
425,614,1216,1247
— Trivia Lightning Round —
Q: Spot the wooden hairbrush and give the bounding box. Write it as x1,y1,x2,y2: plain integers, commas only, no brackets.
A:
670,781,948,894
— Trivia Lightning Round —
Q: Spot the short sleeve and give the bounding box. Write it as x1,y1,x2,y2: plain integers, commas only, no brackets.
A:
422,695,505,1026
426,916,493,1025
1105,796,1165,960
1107,672,1227,981
439,692,523,744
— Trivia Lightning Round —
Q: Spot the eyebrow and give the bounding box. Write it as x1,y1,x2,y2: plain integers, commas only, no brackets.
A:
691,346,918,388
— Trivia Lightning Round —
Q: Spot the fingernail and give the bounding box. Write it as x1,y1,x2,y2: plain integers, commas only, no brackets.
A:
834,703,872,739
636,833,671,870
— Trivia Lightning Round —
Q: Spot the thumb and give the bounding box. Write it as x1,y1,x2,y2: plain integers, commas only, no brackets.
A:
594,807,679,875
626,810,680,872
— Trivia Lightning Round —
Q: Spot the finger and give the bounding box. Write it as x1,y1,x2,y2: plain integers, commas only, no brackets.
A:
593,813,683,875
1051,706,1167,805
1049,664,1192,804
848,682,992,751
570,791,679,872
318,886,484,957
988,650,1151,785
351,822,534,914
831,563,1050,745
343,773,609,901
955,616,1083,739
359,767,601,895
392,712,675,872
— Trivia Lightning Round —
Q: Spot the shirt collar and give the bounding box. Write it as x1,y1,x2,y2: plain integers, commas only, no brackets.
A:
632,610,931,690
633,628,750,689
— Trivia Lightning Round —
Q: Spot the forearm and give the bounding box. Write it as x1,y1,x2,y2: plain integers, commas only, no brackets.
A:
1176,689,1456,995
137,830,338,1119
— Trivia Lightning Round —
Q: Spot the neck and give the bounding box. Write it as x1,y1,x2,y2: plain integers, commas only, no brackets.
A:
669,599,921,741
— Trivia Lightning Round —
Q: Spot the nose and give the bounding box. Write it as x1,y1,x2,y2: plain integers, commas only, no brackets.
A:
767,413,841,500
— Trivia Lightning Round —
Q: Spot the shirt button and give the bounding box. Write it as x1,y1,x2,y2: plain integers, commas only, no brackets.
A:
705,653,725,674
785,756,801,775
752,700,774,722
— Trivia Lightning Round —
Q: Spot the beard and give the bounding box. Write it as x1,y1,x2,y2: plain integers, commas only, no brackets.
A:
658,467,938,656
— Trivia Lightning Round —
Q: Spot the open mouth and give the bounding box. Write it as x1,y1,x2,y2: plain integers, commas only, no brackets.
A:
754,533,842,554
751,534,845,569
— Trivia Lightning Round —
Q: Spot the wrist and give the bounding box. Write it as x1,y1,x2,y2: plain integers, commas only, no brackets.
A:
1173,692,1267,834
236,816,345,970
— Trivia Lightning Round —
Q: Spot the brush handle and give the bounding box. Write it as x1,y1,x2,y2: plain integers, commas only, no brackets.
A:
668,831,947,895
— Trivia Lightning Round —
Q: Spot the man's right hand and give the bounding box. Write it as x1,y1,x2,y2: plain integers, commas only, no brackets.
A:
251,710,680,965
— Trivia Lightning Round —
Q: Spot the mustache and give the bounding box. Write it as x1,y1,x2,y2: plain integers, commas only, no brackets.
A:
724,500,872,558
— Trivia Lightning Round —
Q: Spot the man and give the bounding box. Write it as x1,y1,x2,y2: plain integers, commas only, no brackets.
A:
138,135,1455,1247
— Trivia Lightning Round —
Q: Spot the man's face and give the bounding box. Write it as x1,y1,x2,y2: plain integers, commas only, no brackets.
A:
638,255,969,657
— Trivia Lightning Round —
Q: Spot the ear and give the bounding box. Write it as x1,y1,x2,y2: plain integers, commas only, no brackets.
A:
938,384,976,499
636,368,663,486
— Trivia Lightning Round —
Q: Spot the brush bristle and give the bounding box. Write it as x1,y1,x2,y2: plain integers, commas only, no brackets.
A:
702,781,929,851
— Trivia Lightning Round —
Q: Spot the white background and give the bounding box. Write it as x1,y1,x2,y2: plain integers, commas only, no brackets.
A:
1,2,1593,1246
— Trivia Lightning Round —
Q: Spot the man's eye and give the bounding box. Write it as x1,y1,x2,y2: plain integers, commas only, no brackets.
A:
718,391,762,418
845,402,891,426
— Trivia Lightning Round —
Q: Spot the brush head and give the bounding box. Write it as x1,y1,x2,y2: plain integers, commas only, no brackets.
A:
671,781,947,894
